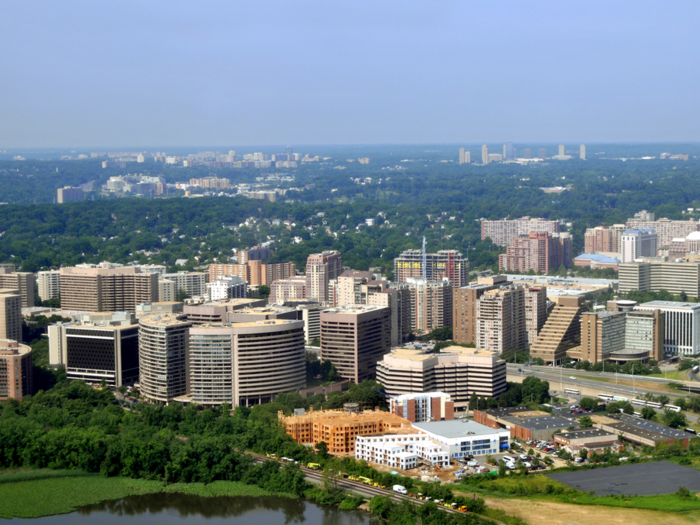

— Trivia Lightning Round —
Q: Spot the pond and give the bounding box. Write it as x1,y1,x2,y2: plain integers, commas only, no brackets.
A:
7,493,370,524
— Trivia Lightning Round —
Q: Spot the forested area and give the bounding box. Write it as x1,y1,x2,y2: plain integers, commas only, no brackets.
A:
2,154,700,276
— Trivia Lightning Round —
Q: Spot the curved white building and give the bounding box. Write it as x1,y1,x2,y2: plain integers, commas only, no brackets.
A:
189,319,305,406
139,313,192,402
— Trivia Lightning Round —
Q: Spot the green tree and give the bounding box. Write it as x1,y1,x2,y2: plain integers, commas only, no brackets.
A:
662,408,687,429
522,376,550,404
176,288,190,302
579,448,589,460
578,416,593,428
641,406,656,420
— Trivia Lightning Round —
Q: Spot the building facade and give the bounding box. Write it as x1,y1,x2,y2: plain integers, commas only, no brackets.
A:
481,217,559,247
393,250,468,288
406,277,453,335
320,305,391,383
59,266,157,312
475,286,526,354
453,275,510,346
634,301,700,355
621,229,658,263
138,313,192,403
57,186,84,203
619,261,700,298
270,276,307,304
0,292,22,343
389,392,454,423
0,267,35,307
208,276,247,301
498,232,573,274
37,270,61,302
162,272,207,298
584,225,626,255
306,251,343,304
0,340,32,401
626,217,700,247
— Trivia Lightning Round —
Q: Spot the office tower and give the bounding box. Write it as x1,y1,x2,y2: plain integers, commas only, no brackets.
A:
619,261,700,298
580,144,586,160
159,279,176,302
37,270,61,302
306,251,343,304
558,144,565,156
139,313,192,402
0,267,35,307
286,146,293,156
48,312,139,386
367,283,412,346
530,296,585,364
503,144,507,159
291,302,322,344
634,301,700,355
625,216,700,247
270,276,308,304
320,305,391,383
59,266,157,312
620,229,658,263
0,291,21,343
208,276,247,301
162,272,207,298
584,225,626,254
393,249,468,287
188,319,305,406
453,275,510,345
0,340,32,401
481,217,559,248
459,147,465,164
247,260,296,286
405,277,453,335
498,232,573,273
524,287,547,347
464,151,471,163
538,148,546,159
378,346,507,402
475,286,526,354
482,145,488,164
523,148,532,159
57,186,84,203
577,309,663,364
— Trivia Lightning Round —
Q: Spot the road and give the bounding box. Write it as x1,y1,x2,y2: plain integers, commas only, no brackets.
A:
247,453,496,522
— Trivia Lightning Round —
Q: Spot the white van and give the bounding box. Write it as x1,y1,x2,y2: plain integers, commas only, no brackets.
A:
393,485,408,495
502,455,515,464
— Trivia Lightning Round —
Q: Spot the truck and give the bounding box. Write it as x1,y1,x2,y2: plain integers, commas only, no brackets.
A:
693,365,700,374
393,485,408,495
307,463,321,470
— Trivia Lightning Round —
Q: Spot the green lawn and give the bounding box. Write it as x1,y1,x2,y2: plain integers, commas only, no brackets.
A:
0,472,295,519
648,370,689,381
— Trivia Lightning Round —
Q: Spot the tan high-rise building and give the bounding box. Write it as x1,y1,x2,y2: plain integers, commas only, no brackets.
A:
367,283,412,347
475,286,526,354
209,260,295,286
584,225,626,254
306,251,343,304
498,232,573,274
320,305,391,383
0,340,32,401
59,266,158,312
270,276,307,304
188,319,305,407
453,275,510,346
481,217,559,247
530,296,586,364
139,313,192,403
0,292,22,343
0,267,34,307
393,249,468,287
406,277,453,335
524,287,547,348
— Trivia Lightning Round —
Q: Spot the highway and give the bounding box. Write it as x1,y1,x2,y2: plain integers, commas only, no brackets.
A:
247,452,495,521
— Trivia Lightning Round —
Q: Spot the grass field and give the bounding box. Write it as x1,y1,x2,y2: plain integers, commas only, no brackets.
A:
0,471,296,519
648,370,689,382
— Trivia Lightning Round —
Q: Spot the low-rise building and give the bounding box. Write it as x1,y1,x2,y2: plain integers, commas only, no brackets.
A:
389,392,454,423
554,428,622,455
411,420,511,459
591,413,697,448
355,433,450,470
474,406,579,441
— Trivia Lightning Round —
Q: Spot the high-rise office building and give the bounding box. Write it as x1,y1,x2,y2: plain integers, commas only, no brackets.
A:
481,217,559,247
453,275,511,346
475,286,526,354
48,312,140,386
306,251,343,304
0,267,35,307
59,266,157,312
498,232,573,274
580,144,586,160
619,261,700,298
320,305,391,383
139,313,192,403
188,319,305,406
57,186,84,203
482,145,489,164
37,270,61,302
0,291,22,343
405,277,453,335
634,301,700,355
393,249,468,287
558,144,565,156
505,142,515,160
0,340,32,401
162,272,207,298
620,229,657,263
538,148,546,159
523,148,532,159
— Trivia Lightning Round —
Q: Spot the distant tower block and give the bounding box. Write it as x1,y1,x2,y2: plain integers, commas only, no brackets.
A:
482,145,489,164
459,147,465,164
558,144,565,156
538,148,546,159
580,144,586,160
459,148,470,165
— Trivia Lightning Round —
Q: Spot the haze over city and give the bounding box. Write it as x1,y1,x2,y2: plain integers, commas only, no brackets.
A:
2,1,700,147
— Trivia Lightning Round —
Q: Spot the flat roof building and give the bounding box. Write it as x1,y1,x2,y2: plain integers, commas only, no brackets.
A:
183,298,267,324
389,392,454,423
135,301,184,318
320,305,391,383
393,249,468,288
0,291,22,343
356,433,450,470
619,260,700,298
634,301,700,356
0,268,35,307
453,275,510,346
57,186,84,203
59,266,157,312
406,277,453,336
377,346,506,407
474,406,580,441
0,339,32,401
481,217,559,248
411,420,511,459
162,272,207,298
306,251,343,304
270,276,307,304
37,270,61,302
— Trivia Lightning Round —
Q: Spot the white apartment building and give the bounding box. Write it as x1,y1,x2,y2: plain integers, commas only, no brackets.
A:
162,272,207,298
37,270,61,302
208,276,247,301
634,300,700,355
621,229,657,263
355,434,450,470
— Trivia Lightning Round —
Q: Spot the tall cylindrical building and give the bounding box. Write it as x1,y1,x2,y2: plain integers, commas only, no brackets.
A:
189,319,306,406
139,313,191,403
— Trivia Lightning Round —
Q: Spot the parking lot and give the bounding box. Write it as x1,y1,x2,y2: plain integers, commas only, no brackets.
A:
548,461,700,496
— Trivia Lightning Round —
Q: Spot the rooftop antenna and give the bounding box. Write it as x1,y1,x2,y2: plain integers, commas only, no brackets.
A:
422,236,427,279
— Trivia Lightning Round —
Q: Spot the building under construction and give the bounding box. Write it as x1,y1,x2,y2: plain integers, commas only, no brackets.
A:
280,407,415,455
393,249,468,287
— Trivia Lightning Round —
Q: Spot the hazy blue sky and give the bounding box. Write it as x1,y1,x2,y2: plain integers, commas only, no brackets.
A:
2,1,699,147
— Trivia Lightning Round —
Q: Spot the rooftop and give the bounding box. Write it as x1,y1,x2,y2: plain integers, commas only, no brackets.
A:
557,428,615,440
636,301,700,311
412,419,504,439
575,254,621,264
139,313,190,327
